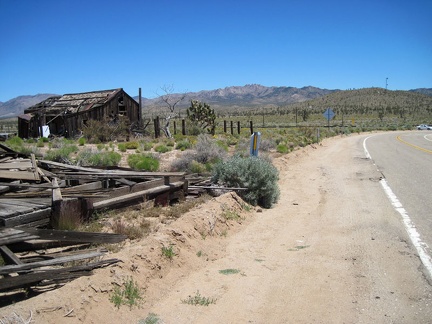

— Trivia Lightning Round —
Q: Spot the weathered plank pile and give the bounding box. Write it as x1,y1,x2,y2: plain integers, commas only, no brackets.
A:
0,143,187,297
0,227,126,295
0,143,187,228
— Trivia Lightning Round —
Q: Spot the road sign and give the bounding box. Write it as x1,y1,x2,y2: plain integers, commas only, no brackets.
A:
323,108,335,121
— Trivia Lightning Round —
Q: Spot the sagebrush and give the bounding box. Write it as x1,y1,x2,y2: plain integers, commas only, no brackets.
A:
212,156,280,208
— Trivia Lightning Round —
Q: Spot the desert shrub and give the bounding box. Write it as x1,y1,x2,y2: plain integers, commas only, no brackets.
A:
276,143,289,153
259,138,276,151
175,139,192,151
164,139,175,147
170,135,226,172
44,144,79,163
233,138,250,157
5,136,24,149
189,160,207,174
77,151,121,167
78,137,86,146
128,154,159,171
111,220,144,240
50,137,75,149
154,144,170,153
138,140,153,151
194,134,226,164
215,140,229,152
188,123,207,136
125,141,139,149
82,116,130,143
118,143,127,152
225,135,239,146
5,136,34,154
212,156,280,208
170,151,195,172
37,138,45,147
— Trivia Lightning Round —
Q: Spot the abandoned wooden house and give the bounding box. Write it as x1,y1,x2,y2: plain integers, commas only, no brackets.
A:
17,88,140,139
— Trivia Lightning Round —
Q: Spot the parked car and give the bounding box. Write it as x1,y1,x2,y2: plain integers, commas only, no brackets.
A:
417,124,432,130
0,133,10,141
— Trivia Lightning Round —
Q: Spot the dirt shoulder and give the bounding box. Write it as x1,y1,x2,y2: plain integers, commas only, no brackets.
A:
1,133,432,323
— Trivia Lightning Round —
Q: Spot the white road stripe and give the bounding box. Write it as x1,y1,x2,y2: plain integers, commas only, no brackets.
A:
364,135,432,278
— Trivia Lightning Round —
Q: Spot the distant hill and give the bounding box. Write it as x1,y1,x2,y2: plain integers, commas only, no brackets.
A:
137,84,338,110
409,88,432,97
284,87,432,115
0,94,58,118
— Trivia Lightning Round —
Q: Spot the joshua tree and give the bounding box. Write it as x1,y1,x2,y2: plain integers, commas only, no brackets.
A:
187,100,216,135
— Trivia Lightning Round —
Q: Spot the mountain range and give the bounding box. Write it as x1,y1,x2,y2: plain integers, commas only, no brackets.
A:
1,85,431,118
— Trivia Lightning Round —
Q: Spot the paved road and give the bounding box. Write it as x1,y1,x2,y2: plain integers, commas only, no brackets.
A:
364,131,432,270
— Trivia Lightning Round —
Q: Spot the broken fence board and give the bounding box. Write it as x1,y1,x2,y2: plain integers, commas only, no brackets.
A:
0,198,50,209
0,170,41,181
0,208,51,227
0,245,23,265
0,249,106,275
92,181,185,210
0,161,33,169
21,228,127,244
38,159,185,177
0,233,39,246
0,259,120,292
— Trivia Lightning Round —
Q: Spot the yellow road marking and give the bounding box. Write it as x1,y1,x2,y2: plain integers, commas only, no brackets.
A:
397,136,432,154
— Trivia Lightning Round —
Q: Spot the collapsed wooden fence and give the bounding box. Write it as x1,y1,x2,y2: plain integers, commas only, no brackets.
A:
0,143,188,297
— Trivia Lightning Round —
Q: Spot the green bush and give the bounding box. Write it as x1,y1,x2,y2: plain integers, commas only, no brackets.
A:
276,143,289,154
164,139,175,147
194,134,226,164
212,156,280,208
128,154,159,171
78,137,86,146
170,135,226,172
154,144,170,153
37,138,45,148
215,140,229,152
189,160,207,174
87,151,121,167
5,136,25,152
125,141,139,149
44,145,79,162
175,139,192,151
118,143,127,152
138,140,153,151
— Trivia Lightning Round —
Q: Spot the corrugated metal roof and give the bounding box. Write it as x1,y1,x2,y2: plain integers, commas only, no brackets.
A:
25,89,122,114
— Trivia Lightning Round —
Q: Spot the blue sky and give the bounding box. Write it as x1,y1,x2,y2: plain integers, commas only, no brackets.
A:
1,0,431,102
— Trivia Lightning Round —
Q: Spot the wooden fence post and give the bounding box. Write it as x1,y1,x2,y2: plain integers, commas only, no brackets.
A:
154,117,160,138
237,121,241,134
230,121,233,135
182,119,186,135
173,120,177,135
224,120,227,133
250,121,254,134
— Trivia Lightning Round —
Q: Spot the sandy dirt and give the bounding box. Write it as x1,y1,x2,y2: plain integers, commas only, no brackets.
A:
1,133,432,323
